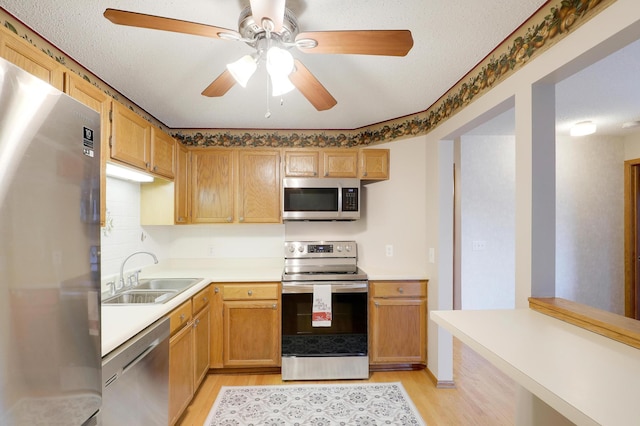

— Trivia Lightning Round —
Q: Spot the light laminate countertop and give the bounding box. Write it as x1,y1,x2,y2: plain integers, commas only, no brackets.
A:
102,258,428,357
431,308,640,425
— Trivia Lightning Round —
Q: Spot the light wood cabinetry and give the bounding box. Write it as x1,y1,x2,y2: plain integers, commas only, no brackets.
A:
190,149,281,224
190,149,235,223
210,282,281,369
283,149,320,177
322,150,358,178
0,27,64,90
64,73,110,227
175,144,190,224
238,150,281,223
150,125,176,179
369,280,428,366
167,285,211,425
359,149,390,181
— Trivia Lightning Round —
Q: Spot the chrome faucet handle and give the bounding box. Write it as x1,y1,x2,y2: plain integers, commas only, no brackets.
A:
106,281,117,296
130,269,142,287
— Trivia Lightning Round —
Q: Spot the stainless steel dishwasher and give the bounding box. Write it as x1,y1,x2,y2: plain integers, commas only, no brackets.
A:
101,317,170,425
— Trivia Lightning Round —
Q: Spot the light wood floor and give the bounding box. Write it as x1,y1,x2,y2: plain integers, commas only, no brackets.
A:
177,339,516,425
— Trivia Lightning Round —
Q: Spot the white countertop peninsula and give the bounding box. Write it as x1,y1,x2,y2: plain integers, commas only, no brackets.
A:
431,309,640,426
101,258,283,356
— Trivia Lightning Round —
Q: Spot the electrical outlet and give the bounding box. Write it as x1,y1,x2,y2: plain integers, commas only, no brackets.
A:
385,244,393,257
207,245,215,257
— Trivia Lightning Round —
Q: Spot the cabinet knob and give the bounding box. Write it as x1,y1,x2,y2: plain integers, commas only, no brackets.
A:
203,297,208,302
194,319,200,327
226,216,232,222
153,165,158,171
272,303,277,309
145,162,150,168
324,172,329,177
374,301,379,307
239,216,244,222
214,287,220,293
247,290,253,296
363,171,368,177
397,287,404,294
180,313,185,321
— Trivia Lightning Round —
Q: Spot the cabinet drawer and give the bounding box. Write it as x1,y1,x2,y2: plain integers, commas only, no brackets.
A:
370,280,427,298
168,300,192,336
222,283,279,300
192,285,211,314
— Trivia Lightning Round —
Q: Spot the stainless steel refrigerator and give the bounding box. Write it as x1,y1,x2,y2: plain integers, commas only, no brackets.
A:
0,57,102,424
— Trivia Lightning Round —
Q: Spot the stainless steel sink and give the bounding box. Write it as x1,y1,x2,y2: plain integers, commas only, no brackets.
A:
103,289,178,305
136,278,201,291
102,278,203,305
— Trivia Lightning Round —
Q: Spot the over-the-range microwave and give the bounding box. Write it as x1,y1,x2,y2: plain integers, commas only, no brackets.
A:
282,177,360,221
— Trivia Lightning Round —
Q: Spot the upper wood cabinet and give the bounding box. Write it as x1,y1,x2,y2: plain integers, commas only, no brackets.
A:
283,149,319,177
64,73,110,227
238,150,281,223
322,150,358,178
110,101,151,171
0,28,64,90
190,149,235,223
150,125,176,179
359,149,390,181
174,143,190,224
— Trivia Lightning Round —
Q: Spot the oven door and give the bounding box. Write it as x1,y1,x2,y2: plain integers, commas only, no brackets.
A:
281,281,368,357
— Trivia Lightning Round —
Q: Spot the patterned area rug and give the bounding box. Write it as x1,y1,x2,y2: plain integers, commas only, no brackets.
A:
204,382,425,425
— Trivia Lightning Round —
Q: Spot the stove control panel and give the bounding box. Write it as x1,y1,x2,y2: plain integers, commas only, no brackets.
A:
285,241,357,258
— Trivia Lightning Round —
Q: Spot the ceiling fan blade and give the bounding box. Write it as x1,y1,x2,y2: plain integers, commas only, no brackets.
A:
104,8,239,40
201,69,236,97
250,0,285,32
296,30,414,56
289,60,337,111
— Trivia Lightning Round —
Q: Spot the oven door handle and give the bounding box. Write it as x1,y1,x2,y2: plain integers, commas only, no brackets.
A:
281,282,368,294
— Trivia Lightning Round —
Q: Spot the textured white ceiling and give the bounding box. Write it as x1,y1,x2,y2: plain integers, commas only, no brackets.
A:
0,0,548,130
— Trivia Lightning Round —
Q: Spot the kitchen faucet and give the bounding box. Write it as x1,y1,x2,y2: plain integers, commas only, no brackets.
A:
118,251,158,289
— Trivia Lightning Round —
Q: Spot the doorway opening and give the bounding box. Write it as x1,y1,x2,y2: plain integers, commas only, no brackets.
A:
624,159,640,320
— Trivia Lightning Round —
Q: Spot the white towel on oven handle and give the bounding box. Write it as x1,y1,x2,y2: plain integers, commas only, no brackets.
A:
312,284,332,327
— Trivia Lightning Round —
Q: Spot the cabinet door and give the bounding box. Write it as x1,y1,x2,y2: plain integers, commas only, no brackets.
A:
370,298,426,364
284,149,319,177
175,144,190,224
322,150,358,178
190,149,234,223
110,102,151,171
222,300,280,367
360,149,390,180
169,324,193,425
238,150,281,223
64,73,110,227
193,304,210,389
150,126,176,179
0,29,64,90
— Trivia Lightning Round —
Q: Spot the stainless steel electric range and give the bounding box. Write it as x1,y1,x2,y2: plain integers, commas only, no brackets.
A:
281,240,369,380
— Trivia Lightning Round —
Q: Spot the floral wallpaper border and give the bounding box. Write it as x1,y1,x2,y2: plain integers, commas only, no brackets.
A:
1,0,614,148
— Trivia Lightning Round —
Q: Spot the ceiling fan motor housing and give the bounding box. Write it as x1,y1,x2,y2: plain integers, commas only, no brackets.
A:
238,6,299,45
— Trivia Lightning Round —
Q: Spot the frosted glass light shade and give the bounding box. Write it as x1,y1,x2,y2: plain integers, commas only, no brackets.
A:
227,55,257,87
266,47,295,96
570,121,596,137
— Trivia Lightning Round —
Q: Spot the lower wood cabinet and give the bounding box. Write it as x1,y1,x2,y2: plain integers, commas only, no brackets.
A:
210,282,281,369
369,280,428,367
167,285,211,425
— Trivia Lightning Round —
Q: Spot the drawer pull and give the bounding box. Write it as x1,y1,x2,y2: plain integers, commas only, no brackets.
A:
214,287,219,294
397,287,404,294
180,313,185,322
203,297,208,302
374,301,379,307
248,290,253,296
272,303,277,309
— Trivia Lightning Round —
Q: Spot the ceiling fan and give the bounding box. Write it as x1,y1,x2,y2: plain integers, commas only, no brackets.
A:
104,0,413,111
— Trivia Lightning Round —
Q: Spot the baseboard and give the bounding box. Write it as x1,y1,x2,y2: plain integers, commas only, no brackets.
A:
426,366,456,389
369,363,426,372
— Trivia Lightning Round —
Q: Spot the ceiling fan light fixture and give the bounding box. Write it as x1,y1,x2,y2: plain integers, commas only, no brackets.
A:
226,54,257,87
266,46,295,96
570,120,597,137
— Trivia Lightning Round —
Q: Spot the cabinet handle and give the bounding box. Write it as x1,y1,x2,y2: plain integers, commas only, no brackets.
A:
397,287,404,294
247,290,253,296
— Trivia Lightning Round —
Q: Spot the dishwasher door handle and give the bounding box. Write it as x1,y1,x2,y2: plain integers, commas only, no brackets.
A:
121,337,163,376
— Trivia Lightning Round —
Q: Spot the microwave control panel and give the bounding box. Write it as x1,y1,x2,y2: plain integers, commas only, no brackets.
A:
342,188,359,212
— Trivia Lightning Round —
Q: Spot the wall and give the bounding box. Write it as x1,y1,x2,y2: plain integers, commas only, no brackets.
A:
460,135,516,309
555,133,625,314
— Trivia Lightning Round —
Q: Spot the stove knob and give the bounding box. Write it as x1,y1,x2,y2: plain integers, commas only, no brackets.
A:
297,246,304,253
336,245,343,252
345,245,352,252
287,245,295,253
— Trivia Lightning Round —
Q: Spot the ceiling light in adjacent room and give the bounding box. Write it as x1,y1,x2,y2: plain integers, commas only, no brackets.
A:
106,163,154,182
570,121,596,137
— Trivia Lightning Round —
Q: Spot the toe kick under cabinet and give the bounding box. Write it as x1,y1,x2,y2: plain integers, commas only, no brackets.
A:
369,280,428,369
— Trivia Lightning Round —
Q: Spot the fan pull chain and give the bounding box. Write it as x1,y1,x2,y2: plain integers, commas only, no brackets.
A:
265,70,271,118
